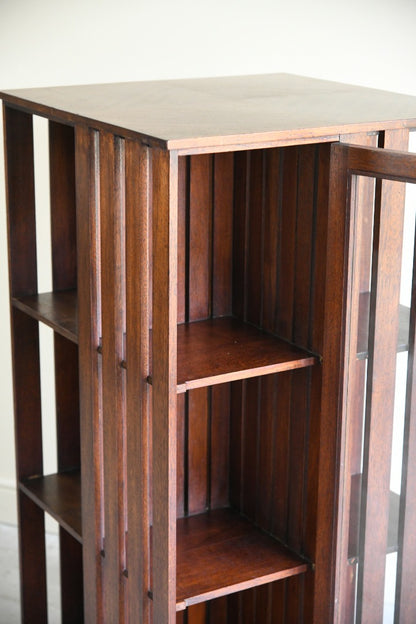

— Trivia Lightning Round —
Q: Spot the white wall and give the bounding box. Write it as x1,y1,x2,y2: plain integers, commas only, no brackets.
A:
1,0,416,526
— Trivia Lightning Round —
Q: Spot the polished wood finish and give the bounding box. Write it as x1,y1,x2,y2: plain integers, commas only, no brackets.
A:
174,508,308,609
3,75,416,624
12,291,77,342
174,317,317,391
75,125,103,623
2,74,416,153
19,472,82,542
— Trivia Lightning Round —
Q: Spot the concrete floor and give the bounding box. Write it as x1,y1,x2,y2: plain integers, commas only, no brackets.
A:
0,523,60,624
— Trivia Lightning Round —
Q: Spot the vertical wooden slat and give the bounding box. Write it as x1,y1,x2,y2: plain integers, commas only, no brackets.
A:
209,595,228,623
18,492,47,624
59,528,84,623
241,378,259,520
152,148,178,624
212,152,234,317
293,145,315,348
4,104,47,623
277,147,297,341
315,142,351,624
233,152,249,319
246,149,264,326
187,388,209,515
210,384,230,509
334,133,378,624
99,131,127,622
189,154,212,321
357,131,408,624
395,188,416,622
49,120,83,620
262,148,280,333
75,125,103,623
125,140,151,624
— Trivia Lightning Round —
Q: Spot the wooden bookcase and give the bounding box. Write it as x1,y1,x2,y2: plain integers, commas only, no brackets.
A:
2,74,416,623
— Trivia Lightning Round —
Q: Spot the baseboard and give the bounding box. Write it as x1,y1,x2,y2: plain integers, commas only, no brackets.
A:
0,479,17,526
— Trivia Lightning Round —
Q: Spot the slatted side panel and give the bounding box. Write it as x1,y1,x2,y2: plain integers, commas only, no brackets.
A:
125,141,152,624
228,145,331,622
75,125,104,622
99,131,128,622
4,104,47,623
49,120,84,622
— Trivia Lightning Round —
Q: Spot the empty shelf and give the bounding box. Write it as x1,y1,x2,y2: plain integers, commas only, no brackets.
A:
12,291,78,344
19,471,82,544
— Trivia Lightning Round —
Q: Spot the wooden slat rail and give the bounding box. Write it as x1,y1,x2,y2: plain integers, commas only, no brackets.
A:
336,131,379,624
99,131,127,622
4,104,47,623
75,125,104,623
151,148,178,624
49,120,84,623
125,140,152,624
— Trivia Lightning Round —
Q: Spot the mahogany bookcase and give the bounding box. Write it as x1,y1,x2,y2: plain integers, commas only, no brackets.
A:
2,74,416,623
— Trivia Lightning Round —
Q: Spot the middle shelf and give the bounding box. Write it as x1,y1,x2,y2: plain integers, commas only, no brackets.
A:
12,291,318,392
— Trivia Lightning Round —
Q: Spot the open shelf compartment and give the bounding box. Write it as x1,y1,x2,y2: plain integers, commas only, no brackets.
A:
174,508,308,611
19,470,82,544
12,291,317,392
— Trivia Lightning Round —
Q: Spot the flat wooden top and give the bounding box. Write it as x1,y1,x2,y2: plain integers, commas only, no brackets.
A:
2,73,416,152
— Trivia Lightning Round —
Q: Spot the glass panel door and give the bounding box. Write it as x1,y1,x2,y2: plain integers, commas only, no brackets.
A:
332,141,416,624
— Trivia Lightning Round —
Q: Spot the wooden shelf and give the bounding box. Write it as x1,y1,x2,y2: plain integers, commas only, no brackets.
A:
348,473,400,560
13,292,317,391
12,290,78,344
171,317,317,392
357,292,410,360
19,471,82,544
173,508,307,610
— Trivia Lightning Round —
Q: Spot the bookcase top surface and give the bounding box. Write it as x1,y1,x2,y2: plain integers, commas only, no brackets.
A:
2,73,416,151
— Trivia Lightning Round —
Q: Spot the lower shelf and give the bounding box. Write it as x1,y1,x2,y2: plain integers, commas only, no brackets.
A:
19,471,82,544
173,508,307,610
20,472,308,610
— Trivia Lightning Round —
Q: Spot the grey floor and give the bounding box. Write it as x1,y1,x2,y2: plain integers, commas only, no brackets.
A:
0,523,60,624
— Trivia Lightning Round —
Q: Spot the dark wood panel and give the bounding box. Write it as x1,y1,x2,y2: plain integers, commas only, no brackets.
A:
174,508,307,609
209,384,230,509
189,154,212,321
49,120,77,290
212,152,234,317
19,471,82,543
12,291,77,343
187,388,209,515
